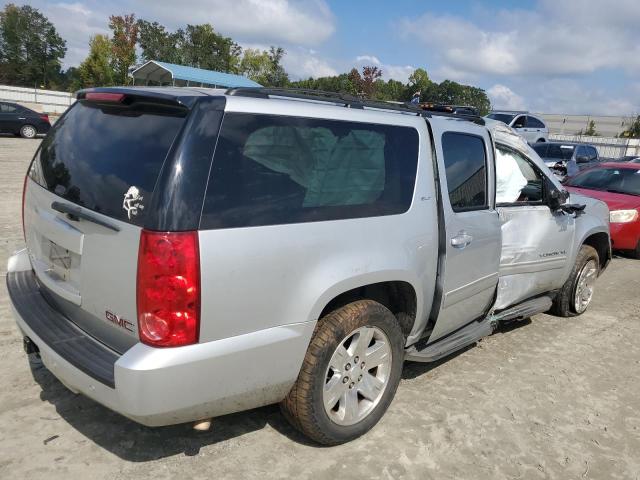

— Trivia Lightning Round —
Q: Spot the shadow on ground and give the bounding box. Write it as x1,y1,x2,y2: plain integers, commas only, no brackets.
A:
27,317,533,461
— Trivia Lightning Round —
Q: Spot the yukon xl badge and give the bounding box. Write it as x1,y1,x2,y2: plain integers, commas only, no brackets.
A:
123,186,144,219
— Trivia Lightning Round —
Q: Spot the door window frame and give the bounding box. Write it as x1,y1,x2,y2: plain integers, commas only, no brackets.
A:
440,131,490,213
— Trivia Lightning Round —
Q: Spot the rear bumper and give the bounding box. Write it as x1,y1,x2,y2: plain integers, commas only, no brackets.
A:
7,251,315,426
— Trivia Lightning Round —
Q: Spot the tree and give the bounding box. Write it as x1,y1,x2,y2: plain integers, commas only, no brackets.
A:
76,35,114,88
264,46,288,87
180,24,241,73
109,14,138,85
137,20,183,64
621,115,640,138
239,48,273,85
0,4,67,88
584,119,598,136
407,67,431,100
360,66,382,98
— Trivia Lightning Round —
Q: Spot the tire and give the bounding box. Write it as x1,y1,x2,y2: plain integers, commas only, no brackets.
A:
537,138,546,143
550,245,599,317
20,124,37,139
281,300,404,445
631,239,640,260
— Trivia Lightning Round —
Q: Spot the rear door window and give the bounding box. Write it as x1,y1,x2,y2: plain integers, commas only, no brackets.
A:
29,99,187,226
441,132,487,211
200,113,419,229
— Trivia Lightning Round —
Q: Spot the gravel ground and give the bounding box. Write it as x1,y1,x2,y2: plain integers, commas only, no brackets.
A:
1,137,639,480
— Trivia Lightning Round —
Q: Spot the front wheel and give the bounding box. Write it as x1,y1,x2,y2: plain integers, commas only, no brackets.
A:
281,300,404,445
550,245,599,316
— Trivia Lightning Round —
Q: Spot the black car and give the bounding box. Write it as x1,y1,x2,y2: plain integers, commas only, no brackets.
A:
0,101,51,138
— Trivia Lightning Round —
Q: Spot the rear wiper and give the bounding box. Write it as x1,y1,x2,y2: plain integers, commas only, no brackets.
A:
606,189,640,196
51,201,120,231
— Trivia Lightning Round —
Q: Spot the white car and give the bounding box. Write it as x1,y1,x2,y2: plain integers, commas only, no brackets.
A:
486,111,549,144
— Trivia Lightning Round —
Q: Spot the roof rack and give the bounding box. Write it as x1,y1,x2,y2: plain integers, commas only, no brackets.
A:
489,109,529,114
225,87,485,125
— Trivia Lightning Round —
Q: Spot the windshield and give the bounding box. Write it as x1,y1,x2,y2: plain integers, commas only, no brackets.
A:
487,113,516,125
566,167,640,196
538,144,575,160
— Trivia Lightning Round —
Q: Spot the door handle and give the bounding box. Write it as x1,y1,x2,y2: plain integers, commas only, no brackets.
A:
451,232,473,249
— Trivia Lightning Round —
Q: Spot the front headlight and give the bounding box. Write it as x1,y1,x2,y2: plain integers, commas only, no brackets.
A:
609,209,639,223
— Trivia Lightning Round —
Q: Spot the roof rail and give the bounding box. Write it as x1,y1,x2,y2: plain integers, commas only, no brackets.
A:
225,87,485,125
490,109,529,114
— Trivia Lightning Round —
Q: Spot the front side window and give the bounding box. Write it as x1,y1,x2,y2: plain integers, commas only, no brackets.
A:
487,113,516,125
496,145,544,205
200,113,419,229
512,115,526,128
441,132,487,212
527,116,545,129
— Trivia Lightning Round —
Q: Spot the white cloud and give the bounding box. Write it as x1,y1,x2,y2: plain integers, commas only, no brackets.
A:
401,1,640,77
133,0,335,46
488,84,526,111
283,49,338,79
355,55,414,82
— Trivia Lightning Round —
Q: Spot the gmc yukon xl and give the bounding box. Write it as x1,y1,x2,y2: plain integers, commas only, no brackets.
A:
7,87,611,445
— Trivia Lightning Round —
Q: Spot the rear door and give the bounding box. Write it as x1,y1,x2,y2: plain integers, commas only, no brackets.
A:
428,122,501,341
24,94,188,353
0,102,19,133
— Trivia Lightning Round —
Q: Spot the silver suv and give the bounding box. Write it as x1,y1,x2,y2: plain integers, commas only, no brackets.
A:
486,110,549,144
7,88,610,445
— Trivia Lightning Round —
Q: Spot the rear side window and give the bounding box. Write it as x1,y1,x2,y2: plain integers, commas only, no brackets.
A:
441,132,487,212
1,103,17,113
200,113,419,229
29,99,187,226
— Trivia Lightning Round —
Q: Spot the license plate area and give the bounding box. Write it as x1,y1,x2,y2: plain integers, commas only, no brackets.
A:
45,239,81,286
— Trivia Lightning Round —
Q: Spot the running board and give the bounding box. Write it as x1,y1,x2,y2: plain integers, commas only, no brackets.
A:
405,318,494,363
490,296,552,323
405,295,552,363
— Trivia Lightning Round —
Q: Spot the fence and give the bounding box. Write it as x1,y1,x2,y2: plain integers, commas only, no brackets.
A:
549,134,640,160
0,84,74,114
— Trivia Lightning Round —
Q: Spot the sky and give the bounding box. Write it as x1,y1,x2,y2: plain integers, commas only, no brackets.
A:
7,0,640,115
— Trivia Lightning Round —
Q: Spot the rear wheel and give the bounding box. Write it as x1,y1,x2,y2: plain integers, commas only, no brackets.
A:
631,239,640,259
20,124,37,139
550,245,599,316
536,138,546,143
281,300,404,445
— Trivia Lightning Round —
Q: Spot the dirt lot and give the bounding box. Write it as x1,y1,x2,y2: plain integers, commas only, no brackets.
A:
0,137,639,480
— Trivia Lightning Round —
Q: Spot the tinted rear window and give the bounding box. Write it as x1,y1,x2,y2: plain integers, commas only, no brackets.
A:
29,99,186,226
200,113,419,229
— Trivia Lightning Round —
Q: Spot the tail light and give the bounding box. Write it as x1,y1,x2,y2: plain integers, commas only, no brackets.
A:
137,230,200,347
84,92,126,103
21,174,28,240
39,114,49,123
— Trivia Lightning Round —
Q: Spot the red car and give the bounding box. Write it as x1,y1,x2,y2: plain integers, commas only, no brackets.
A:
565,162,640,258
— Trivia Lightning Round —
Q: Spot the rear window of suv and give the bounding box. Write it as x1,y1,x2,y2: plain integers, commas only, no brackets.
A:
200,113,419,229
29,98,187,226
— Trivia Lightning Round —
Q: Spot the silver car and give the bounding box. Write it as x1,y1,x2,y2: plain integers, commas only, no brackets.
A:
7,88,610,445
486,110,549,144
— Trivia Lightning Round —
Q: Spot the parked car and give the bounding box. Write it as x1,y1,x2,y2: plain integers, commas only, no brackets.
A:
533,141,600,179
0,101,51,138
616,155,640,162
7,87,610,445
565,162,640,258
485,110,549,144
628,157,640,163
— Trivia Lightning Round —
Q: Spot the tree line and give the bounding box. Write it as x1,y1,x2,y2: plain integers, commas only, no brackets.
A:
1,3,492,114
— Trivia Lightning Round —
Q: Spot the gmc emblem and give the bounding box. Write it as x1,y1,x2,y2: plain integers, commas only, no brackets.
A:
105,310,134,333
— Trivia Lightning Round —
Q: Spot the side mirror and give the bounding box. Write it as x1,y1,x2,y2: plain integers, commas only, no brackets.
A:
576,155,589,163
546,178,570,210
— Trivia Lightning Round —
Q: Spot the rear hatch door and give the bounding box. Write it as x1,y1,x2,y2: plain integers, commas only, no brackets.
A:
24,92,189,353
